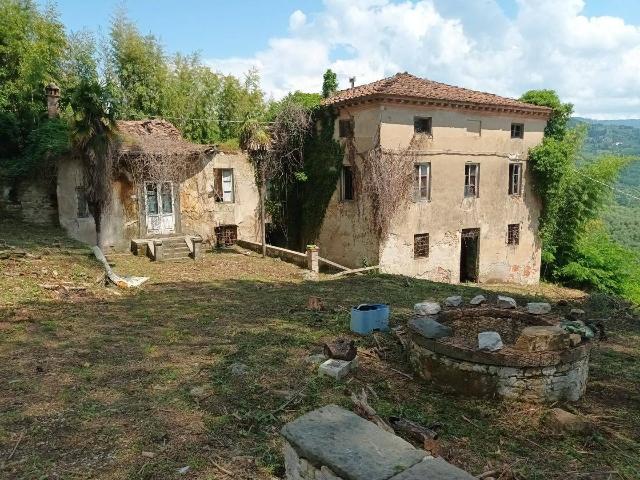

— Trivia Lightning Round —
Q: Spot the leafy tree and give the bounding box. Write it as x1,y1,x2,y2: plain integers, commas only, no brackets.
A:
322,69,338,98
520,89,573,140
68,79,118,247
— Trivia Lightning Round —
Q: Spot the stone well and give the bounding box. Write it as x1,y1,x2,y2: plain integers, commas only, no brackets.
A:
408,307,591,402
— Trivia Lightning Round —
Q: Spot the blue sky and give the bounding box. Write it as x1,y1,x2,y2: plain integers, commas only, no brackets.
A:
43,0,640,118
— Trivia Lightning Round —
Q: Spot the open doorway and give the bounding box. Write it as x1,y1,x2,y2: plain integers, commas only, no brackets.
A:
460,228,480,283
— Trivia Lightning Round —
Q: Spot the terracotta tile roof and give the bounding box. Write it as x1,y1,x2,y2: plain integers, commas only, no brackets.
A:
323,73,552,115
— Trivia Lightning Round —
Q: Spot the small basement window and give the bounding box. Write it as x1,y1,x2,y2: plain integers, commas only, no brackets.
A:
414,117,432,135
507,224,520,245
464,164,479,198
214,168,234,203
215,224,238,247
339,119,354,138
76,187,89,218
509,163,522,195
341,166,354,201
414,233,429,258
511,123,524,139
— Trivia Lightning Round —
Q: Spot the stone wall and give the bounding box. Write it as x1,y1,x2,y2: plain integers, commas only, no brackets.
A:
0,178,58,225
281,405,474,480
409,340,590,402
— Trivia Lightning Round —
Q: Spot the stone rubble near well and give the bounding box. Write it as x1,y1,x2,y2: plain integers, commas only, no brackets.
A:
281,405,474,480
408,296,592,402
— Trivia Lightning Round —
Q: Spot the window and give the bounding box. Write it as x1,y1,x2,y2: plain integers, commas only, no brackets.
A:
339,119,354,138
214,168,234,203
507,224,520,245
511,123,524,139
146,183,159,214
466,119,481,136
509,163,522,195
414,233,429,258
414,163,431,201
160,182,173,213
414,117,432,135
464,164,479,198
341,166,354,201
76,187,89,218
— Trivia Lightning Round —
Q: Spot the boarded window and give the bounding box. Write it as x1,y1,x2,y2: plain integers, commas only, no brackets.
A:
76,187,89,218
509,163,522,195
464,164,479,197
341,166,354,201
214,168,234,203
414,163,431,201
414,233,429,258
414,117,432,135
339,119,354,138
507,223,520,245
466,119,481,136
511,123,524,139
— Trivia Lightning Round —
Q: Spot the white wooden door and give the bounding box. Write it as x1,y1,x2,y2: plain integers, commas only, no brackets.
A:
145,182,175,235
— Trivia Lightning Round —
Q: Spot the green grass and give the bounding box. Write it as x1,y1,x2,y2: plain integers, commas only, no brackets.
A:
0,219,638,479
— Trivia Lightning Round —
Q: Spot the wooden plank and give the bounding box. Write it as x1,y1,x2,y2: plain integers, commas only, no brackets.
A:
330,266,379,278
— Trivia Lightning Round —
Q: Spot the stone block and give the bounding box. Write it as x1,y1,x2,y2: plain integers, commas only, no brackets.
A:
527,302,552,315
569,333,582,347
514,326,569,352
497,295,517,309
390,457,475,480
568,308,586,321
281,405,426,480
444,295,463,307
408,317,452,339
414,301,441,315
318,359,356,380
469,294,486,305
544,408,591,434
478,331,503,351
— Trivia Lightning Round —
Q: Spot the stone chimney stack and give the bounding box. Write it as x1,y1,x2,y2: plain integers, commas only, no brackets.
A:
349,76,356,89
45,83,60,118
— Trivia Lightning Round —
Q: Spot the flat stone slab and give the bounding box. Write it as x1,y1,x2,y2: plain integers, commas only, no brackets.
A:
414,301,441,315
527,302,552,315
390,457,475,480
444,295,463,307
469,294,486,305
409,317,452,339
515,325,569,352
497,295,517,309
281,405,426,480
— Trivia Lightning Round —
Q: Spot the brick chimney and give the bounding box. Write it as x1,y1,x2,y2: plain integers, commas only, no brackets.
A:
45,83,60,118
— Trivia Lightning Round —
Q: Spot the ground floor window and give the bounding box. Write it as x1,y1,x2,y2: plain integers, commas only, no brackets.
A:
215,224,238,247
76,187,89,218
507,223,520,245
414,233,429,258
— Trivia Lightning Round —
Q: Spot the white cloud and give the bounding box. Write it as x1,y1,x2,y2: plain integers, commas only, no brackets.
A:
207,0,640,118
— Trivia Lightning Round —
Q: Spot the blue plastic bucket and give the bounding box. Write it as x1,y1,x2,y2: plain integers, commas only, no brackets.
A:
350,303,390,334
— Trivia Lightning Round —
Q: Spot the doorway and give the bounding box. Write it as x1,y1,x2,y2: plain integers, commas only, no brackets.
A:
460,228,480,283
145,182,175,235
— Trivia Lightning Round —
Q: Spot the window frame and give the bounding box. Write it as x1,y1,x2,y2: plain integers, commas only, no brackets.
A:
341,165,355,201
464,163,480,198
338,119,354,138
414,162,431,202
76,186,90,218
414,116,432,135
414,233,430,259
508,162,523,196
507,223,520,245
214,168,235,203
511,123,524,139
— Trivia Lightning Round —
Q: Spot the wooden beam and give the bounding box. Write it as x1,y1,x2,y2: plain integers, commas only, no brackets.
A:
330,266,380,278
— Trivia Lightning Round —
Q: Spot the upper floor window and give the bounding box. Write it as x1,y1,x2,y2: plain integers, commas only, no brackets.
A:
414,233,429,258
339,119,354,138
76,187,89,218
509,163,522,196
464,164,479,198
414,163,431,201
414,117,432,135
214,168,234,203
341,165,354,201
507,223,520,245
511,123,524,139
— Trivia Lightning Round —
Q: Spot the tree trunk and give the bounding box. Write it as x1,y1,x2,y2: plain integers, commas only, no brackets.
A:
260,170,266,258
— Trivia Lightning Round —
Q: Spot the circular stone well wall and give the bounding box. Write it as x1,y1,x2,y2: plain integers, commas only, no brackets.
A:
408,308,591,402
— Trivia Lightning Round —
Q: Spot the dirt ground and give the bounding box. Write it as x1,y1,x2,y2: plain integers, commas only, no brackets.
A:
0,219,638,479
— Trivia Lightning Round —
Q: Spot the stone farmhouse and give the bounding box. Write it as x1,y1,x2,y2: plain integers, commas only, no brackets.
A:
317,73,552,285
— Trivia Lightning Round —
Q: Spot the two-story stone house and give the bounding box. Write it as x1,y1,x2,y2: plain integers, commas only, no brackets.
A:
317,73,552,285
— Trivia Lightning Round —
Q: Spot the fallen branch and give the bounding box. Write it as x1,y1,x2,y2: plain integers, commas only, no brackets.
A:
330,266,379,278
7,431,24,460
351,389,394,433
388,416,438,442
92,246,149,289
